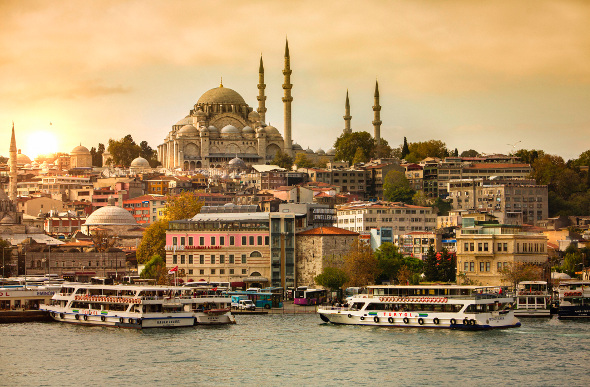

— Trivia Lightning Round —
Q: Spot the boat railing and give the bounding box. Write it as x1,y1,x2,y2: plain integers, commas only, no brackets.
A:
365,293,511,300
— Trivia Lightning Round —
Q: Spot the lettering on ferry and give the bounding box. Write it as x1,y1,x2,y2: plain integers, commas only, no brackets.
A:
158,320,180,324
378,296,448,303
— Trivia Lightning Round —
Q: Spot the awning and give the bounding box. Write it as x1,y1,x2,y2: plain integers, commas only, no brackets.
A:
230,282,246,288
244,276,269,283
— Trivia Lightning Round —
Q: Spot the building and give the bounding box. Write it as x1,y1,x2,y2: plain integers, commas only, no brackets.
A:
123,195,166,224
70,145,92,169
395,231,442,259
456,223,548,286
295,226,359,287
17,196,66,217
44,213,86,237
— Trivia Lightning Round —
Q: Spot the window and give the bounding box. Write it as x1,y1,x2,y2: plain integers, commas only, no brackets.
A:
188,255,193,264
199,237,204,246
503,243,508,252
220,269,225,275
199,255,204,264
180,255,185,264
180,237,185,246
258,236,263,245
470,262,474,271
229,255,234,264
199,269,204,275
210,236,216,245
211,269,216,275
265,236,269,245
220,236,225,246
486,262,490,271
497,243,502,252
478,243,483,252
250,251,262,258
189,237,193,246
464,262,469,271
470,243,474,251
230,236,235,245
210,255,215,264
484,243,488,252
242,269,247,274
173,255,177,264
242,236,247,245
220,255,225,264
242,254,247,264
188,269,193,275
249,236,255,245
229,269,234,275
497,262,502,271
464,242,469,252
173,237,178,245
480,262,485,272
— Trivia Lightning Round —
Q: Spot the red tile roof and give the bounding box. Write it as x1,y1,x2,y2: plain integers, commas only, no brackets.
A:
297,226,359,236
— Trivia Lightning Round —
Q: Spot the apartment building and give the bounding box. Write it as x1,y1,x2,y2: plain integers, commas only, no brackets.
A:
123,194,166,224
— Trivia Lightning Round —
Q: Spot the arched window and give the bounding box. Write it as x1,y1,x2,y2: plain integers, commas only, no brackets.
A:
250,251,262,258
250,271,262,277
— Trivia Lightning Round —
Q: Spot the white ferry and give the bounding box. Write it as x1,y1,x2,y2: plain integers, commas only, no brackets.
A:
514,281,552,317
556,281,590,319
0,284,60,323
40,283,236,328
318,285,521,330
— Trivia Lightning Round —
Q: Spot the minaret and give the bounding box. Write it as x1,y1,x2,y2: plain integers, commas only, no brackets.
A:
257,55,267,124
282,38,293,156
372,80,382,145
343,90,352,134
8,122,17,201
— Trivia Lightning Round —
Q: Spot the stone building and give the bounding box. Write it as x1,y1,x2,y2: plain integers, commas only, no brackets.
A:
295,226,359,287
70,145,92,169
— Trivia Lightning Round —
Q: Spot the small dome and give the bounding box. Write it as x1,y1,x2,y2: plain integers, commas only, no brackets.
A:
71,145,90,154
242,126,254,133
175,116,192,126
265,125,280,136
256,127,265,134
327,148,336,155
292,143,303,150
199,125,209,133
228,157,247,170
130,156,150,168
221,125,240,134
17,153,31,165
195,109,206,118
248,111,260,121
316,148,325,155
305,148,314,154
24,163,32,168
178,124,198,136
208,125,219,132
84,206,138,226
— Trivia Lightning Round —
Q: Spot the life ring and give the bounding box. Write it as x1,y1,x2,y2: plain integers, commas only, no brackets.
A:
129,319,135,324
388,317,394,324
360,316,365,321
418,318,424,325
83,315,88,321
75,314,80,320
347,314,352,318
119,317,124,323
60,313,65,319
463,318,469,325
101,316,106,322
403,317,409,324
433,317,440,325
135,318,141,325
264,304,271,309
50,312,55,318
450,318,456,325
470,319,477,325
373,316,379,323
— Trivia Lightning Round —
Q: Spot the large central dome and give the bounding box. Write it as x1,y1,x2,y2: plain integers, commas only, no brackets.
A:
197,86,246,105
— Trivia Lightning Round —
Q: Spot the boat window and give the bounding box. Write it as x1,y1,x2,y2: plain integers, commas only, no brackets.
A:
350,302,365,310
365,303,388,311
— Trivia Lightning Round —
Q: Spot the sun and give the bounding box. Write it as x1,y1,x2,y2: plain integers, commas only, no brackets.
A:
25,131,59,159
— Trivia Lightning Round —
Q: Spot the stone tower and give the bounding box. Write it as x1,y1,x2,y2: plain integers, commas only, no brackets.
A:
257,55,267,124
8,122,17,201
282,39,293,156
343,90,352,135
372,80,382,145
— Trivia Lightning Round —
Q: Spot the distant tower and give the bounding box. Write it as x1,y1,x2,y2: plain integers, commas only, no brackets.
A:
8,122,17,201
257,55,267,124
282,38,293,156
343,90,352,135
372,80,382,145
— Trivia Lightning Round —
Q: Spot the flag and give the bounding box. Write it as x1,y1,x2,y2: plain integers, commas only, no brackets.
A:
168,266,178,274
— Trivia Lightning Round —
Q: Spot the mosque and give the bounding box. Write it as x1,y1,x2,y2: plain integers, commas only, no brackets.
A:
157,40,344,171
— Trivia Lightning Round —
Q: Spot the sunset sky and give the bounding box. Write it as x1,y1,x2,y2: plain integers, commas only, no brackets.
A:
1,0,589,160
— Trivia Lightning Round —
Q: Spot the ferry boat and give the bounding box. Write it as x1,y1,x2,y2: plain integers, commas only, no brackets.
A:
0,284,60,323
40,283,236,328
317,285,521,330
514,281,552,318
556,281,590,319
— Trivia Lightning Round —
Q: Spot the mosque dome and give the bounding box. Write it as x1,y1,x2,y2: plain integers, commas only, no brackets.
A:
305,148,314,154
221,125,240,134
195,109,206,118
316,148,326,155
327,148,336,155
178,124,199,136
175,116,192,127
292,143,303,151
197,86,246,106
228,157,247,170
84,206,138,226
199,125,209,133
265,125,280,136
130,156,150,168
208,125,219,132
242,126,254,134
71,145,90,155
248,111,260,122
17,153,31,165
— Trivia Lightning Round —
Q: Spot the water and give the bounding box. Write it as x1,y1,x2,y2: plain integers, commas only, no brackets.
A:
1,315,589,386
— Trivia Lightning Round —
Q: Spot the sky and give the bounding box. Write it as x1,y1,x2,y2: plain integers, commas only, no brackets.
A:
1,0,589,160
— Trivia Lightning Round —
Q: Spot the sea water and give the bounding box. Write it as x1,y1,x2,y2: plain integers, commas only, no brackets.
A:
1,315,588,386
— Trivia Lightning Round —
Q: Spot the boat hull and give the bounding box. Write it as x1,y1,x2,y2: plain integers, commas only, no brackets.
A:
318,309,521,330
45,310,195,329
558,305,590,319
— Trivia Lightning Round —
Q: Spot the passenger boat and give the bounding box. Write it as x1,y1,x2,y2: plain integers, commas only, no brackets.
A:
514,281,552,317
317,285,521,330
40,283,235,328
556,281,590,319
0,284,60,323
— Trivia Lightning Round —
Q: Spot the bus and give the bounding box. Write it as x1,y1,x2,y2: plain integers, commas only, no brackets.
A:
225,290,283,309
90,277,114,285
261,287,284,300
294,287,327,306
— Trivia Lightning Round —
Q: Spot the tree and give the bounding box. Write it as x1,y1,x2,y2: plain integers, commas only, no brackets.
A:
460,149,480,157
562,251,583,277
272,150,293,170
352,147,367,165
314,267,349,292
90,143,105,167
163,191,204,221
412,190,428,206
90,229,117,252
374,242,404,283
423,245,438,282
383,170,415,203
140,254,169,284
108,135,142,167
294,153,314,168
343,240,379,287
333,132,376,165
374,139,392,159
401,137,410,159
515,149,543,164
140,140,160,167
405,139,448,161
136,219,169,264
500,262,543,289
432,197,452,216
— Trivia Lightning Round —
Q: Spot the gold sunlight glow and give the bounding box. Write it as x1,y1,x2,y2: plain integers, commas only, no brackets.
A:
25,131,58,159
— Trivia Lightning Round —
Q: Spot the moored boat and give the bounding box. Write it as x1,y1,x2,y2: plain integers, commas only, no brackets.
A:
514,281,552,317
0,285,60,323
318,284,521,330
556,281,590,319
40,283,235,329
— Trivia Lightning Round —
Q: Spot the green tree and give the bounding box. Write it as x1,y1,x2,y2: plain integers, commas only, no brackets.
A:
140,254,168,284
423,245,438,282
405,139,448,161
294,153,314,168
433,197,452,216
352,147,367,165
163,191,204,221
108,135,142,167
514,149,543,164
343,240,379,287
383,170,415,203
412,190,428,206
374,139,392,159
140,140,159,167
136,219,169,264
500,262,543,289
272,150,293,170
460,149,480,157
314,267,349,292
401,137,410,159
562,251,583,277
333,132,376,165
374,242,404,283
